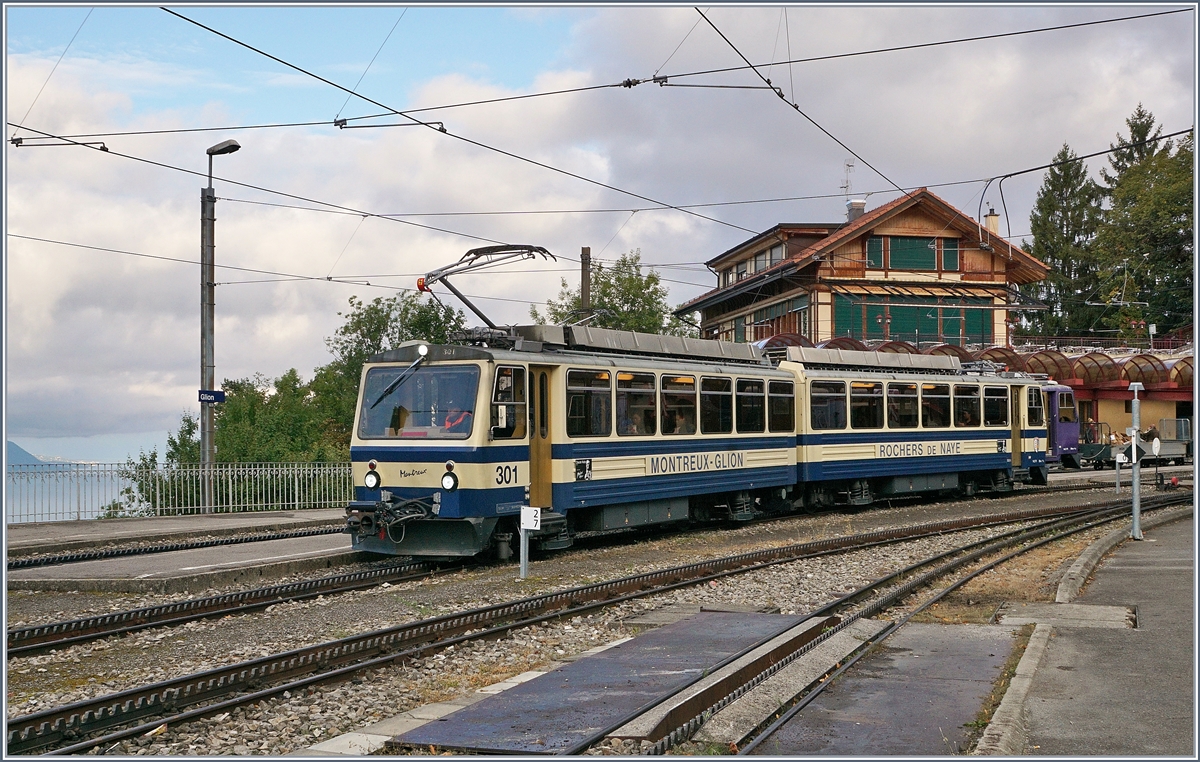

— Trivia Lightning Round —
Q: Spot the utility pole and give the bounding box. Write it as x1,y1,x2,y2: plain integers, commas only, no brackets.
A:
200,139,240,513
580,246,592,322
1129,382,1144,539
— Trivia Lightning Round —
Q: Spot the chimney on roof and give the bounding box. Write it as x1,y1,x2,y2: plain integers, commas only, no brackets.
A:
984,206,1000,235
846,199,866,222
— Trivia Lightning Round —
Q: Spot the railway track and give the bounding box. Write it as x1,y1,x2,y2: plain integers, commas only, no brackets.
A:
5,559,451,657
1,489,1097,656
8,493,1183,756
633,491,1192,756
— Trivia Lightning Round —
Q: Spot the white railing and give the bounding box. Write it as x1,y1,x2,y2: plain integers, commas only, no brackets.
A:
5,462,354,524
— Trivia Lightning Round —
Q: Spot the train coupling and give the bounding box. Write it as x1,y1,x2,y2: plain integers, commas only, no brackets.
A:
345,493,435,539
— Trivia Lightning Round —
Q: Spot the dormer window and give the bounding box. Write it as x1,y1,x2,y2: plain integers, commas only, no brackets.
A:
769,244,784,266
736,261,747,280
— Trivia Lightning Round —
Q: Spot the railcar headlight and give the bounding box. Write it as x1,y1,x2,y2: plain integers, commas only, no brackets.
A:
441,471,459,491
364,470,382,490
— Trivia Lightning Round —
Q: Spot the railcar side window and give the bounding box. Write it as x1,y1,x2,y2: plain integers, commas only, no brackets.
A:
954,385,981,427
887,383,919,428
1027,387,1045,426
736,379,766,433
922,384,951,428
700,377,733,434
358,364,480,440
810,381,847,430
1058,392,1077,422
983,386,1009,426
768,381,795,432
661,375,697,435
566,370,611,437
617,372,657,436
850,381,884,429
490,366,527,439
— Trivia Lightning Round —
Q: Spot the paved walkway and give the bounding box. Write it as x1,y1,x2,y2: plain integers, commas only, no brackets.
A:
6,508,346,555
1021,513,1194,755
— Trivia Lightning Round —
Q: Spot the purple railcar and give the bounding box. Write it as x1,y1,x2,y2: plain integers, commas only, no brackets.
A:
1042,383,1081,469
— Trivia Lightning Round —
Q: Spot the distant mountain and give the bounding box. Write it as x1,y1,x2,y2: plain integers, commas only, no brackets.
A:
7,442,44,465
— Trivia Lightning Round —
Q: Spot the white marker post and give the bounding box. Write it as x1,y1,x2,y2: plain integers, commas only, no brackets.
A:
1153,437,1162,489
519,506,540,580
1115,450,1125,494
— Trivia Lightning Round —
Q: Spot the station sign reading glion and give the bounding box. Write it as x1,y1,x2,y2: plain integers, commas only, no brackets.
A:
647,451,746,475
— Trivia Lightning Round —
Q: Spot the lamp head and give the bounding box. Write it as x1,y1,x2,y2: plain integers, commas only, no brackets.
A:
207,139,241,156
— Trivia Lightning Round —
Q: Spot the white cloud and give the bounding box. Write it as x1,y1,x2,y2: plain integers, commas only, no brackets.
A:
5,5,1194,458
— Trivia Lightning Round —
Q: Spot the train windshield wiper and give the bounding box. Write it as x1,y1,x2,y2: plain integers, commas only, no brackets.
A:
369,348,428,410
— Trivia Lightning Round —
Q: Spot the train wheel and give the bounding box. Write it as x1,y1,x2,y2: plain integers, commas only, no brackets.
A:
962,479,978,497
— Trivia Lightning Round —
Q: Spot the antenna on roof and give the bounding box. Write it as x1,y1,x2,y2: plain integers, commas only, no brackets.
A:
841,159,855,198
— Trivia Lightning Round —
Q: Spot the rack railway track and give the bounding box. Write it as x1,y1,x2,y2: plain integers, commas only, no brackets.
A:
9,493,1187,756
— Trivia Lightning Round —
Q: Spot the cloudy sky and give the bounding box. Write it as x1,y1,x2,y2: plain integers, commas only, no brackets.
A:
5,4,1195,462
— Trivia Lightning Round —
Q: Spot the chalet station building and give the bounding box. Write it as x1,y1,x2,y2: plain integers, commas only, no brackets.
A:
678,188,1047,347
675,189,1192,437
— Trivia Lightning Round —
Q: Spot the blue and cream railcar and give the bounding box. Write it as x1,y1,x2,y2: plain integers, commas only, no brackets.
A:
781,347,1049,507
345,326,798,559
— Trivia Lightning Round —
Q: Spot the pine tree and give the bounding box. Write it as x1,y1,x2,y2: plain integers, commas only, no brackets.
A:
1093,130,1194,335
1023,144,1103,335
1100,104,1171,191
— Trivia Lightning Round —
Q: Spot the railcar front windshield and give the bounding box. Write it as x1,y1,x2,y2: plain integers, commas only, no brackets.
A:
358,364,480,440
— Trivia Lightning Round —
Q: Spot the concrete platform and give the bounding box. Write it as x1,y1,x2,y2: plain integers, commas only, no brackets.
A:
745,623,1019,755
6,533,364,594
391,611,809,754
6,508,346,556
1021,514,1194,756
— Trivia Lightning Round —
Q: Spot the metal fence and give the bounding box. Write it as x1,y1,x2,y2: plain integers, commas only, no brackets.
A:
5,462,353,524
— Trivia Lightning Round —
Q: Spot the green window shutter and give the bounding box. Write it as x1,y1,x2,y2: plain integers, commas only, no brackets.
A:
942,307,964,345
834,294,856,336
889,305,917,340
866,236,884,268
942,238,959,271
888,236,936,270
733,316,746,343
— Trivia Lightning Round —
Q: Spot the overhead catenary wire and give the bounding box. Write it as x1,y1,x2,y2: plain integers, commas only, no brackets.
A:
695,7,909,197
160,7,757,236
13,8,1186,145
10,7,93,141
5,233,554,306
655,8,1191,84
7,121,506,246
162,8,748,237
334,8,408,122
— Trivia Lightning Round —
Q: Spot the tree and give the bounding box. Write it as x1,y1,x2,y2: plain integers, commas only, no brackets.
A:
310,292,467,448
1100,104,1172,191
1093,130,1193,334
214,370,347,462
530,249,698,337
1021,144,1104,335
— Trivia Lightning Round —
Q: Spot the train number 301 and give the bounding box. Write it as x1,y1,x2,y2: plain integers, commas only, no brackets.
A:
495,465,519,485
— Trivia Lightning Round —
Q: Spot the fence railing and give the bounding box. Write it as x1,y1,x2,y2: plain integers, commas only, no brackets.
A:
5,462,354,524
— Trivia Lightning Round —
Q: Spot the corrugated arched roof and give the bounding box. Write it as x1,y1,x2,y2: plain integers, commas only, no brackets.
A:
924,343,974,361
877,340,918,354
1021,350,1074,381
1118,354,1168,385
819,337,868,351
1070,352,1119,384
976,347,1025,371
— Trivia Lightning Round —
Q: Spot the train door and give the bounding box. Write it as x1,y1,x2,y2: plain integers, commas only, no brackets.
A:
1044,390,1057,457
1011,386,1023,469
529,365,553,507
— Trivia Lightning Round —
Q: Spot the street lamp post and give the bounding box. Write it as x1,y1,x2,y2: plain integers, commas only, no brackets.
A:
200,139,240,513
